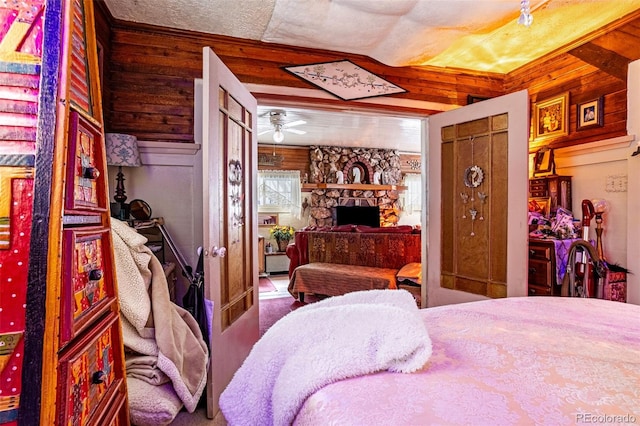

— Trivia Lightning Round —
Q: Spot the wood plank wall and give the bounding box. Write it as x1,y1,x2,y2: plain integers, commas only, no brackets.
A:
94,3,640,152
506,53,628,151
258,145,420,179
257,145,309,175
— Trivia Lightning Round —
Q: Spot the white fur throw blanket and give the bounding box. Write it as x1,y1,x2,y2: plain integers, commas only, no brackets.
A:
220,289,432,426
111,219,208,413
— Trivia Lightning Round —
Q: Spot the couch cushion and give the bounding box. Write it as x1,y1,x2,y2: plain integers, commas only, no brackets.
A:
330,224,356,232
354,225,414,233
397,262,422,285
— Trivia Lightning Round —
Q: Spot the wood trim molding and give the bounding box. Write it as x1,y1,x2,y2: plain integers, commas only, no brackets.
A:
137,140,201,155
302,183,407,191
554,134,636,168
248,83,455,115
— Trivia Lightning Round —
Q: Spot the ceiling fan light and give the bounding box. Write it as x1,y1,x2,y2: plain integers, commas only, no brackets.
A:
273,129,284,143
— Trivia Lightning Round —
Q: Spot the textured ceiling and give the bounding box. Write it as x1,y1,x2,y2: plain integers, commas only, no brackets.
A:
102,0,640,150
103,0,640,73
256,105,422,151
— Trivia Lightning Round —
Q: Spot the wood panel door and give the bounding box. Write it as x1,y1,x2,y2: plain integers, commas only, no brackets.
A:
201,47,259,419
425,90,530,307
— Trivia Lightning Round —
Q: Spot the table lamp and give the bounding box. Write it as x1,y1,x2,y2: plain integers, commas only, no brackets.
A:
105,133,141,220
592,199,609,261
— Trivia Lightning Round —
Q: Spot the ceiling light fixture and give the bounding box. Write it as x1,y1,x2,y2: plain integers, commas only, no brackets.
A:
517,0,533,27
273,125,285,143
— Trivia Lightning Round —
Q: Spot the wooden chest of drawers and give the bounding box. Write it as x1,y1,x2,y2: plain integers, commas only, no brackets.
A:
529,175,572,214
528,239,560,296
56,313,127,425
54,108,128,423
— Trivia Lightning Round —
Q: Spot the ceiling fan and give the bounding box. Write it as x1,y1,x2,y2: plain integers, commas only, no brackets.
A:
258,110,306,142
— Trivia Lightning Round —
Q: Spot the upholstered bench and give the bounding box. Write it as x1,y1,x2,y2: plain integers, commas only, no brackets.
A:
288,262,399,301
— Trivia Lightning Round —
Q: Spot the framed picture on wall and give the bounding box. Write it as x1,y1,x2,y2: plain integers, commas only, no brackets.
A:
533,92,569,141
528,197,551,217
577,96,604,130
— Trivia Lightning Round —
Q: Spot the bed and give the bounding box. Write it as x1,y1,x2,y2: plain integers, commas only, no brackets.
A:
221,292,640,426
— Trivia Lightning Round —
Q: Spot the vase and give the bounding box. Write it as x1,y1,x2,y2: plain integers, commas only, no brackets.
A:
277,238,290,252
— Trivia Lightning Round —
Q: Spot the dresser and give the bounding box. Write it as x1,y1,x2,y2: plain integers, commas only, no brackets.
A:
528,238,580,296
529,175,572,215
3,1,129,424
528,239,559,296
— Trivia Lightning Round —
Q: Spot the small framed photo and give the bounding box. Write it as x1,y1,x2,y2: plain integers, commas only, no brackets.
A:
577,96,603,130
534,92,569,141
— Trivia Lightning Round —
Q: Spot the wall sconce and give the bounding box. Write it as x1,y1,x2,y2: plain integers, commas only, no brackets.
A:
105,133,141,220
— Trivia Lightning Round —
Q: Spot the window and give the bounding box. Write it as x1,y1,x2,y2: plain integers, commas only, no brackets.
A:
257,170,301,218
403,173,422,213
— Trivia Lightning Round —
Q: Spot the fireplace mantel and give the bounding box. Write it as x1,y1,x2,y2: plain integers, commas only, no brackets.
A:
302,183,407,192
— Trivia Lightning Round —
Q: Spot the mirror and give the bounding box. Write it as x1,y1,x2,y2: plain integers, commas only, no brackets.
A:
533,147,554,175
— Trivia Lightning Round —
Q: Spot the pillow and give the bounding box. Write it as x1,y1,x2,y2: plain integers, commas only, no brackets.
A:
396,262,422,285
127,377,183,426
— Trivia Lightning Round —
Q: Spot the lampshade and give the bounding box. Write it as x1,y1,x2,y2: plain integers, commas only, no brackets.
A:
592,199,609,215
105,133,141,167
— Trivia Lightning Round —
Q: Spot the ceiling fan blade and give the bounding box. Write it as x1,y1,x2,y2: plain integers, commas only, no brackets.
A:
283,120,306,128
258,129,274,136
285,128,306,135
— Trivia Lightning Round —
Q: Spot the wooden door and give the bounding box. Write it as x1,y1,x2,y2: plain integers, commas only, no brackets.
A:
201,47,259,419
425,90,530,307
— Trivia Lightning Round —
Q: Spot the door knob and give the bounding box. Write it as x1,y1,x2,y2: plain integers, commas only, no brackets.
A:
209,246,227,258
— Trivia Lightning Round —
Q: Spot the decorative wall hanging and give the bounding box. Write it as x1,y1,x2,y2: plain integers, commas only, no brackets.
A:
534,92,569,141
258,152,284,167
283,60,407,101
459,136,487,236
228,159,244,227
577,96,604,130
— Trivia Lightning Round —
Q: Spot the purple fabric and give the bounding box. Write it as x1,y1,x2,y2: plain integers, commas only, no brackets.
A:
553,238,582,285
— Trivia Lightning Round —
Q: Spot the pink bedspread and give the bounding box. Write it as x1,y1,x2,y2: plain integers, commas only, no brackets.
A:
294,297,640,425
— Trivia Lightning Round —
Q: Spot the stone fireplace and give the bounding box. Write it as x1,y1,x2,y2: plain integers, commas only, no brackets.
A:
305,146,404,227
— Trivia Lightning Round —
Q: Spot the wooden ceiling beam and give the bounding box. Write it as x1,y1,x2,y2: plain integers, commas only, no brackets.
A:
568,42,630,81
